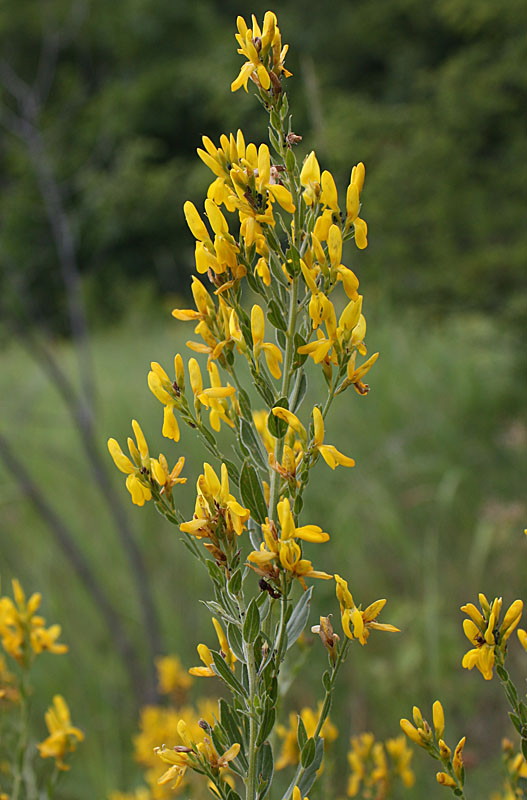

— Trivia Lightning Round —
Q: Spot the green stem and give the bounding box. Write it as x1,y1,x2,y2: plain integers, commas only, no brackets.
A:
12,674,30,800
274,573,291,665
244,638,259,800
268,275,299,520
281,638,350,800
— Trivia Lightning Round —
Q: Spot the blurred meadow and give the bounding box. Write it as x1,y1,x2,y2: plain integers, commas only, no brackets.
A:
0,0,525,798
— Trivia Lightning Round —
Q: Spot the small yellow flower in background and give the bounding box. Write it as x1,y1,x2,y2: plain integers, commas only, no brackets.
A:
155,655,193,699
461,593,523,680
275,704,337,769
109,790,152,800
347,731,414,797
37,695,84,771
0,653,19,703
0,579,67,664
335,574,399,644
518,628,527,651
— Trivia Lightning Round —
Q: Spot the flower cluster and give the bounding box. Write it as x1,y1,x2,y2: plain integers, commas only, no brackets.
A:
334,574,399,645
106,10,392,800
0,579,67,666
37,695,84,771
108,420,186,507
275,704,338,770
461,593,523,680
347,732,415,798
401,701,466,795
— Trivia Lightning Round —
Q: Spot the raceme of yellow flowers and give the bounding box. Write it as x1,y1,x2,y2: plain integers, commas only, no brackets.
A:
0,579,83,798
106,10,526,800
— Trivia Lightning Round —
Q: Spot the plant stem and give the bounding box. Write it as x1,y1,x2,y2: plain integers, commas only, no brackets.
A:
281,638,350,800
12,674,30,800
244,637,259,800
268,275,299,520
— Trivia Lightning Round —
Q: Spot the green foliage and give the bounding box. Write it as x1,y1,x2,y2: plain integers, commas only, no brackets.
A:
0,308,524,797
1,0,525,332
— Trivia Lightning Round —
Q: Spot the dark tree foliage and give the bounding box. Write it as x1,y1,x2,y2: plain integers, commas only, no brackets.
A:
0,0,525,334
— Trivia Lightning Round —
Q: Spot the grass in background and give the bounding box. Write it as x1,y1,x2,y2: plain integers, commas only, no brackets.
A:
0,303,524,797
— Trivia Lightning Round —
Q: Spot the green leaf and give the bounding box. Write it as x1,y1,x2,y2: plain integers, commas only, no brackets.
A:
294,495,304,515
227,623,246,664
292,333,309,370
496,664,508,681
268,127,282,157
285,148,296,174
297,737,324,795
219,698,244,747
239,419,267,470
267,299,287,331
290,371,307,413
239,461,268,524
243,598,261,644
256,704,276,746
256,741,274,799
285,586,313,651
211,650,248,698
226,788,243,800
297,715,308,750
206,560,225,587
267,397,289,438
238,389,253,421
322,670,332,692
270,109,281,131
228,569,242,596
300,737,316,768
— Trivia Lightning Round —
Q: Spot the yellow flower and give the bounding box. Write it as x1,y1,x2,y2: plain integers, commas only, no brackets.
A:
189,617,236,677
344,162,368,249
231,13,291,93
312,407,355,469
155,655,193,698
461,594,523,680
0,579,67,664
180,463,250,543
37,695,84,771
335,574,399,644
154,746,188,789
251,304,283,379
436,772,457,788
149,455,186,499
275,704,337,769
248,498,331,589
197,362,237,431
518,628,527,651
108,420,154,506
300,151,321,206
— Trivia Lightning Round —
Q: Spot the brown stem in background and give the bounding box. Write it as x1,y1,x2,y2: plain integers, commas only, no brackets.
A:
0,431,145,705
0,2,162,701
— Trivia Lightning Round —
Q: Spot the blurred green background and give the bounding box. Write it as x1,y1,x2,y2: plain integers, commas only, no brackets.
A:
0,0,525,797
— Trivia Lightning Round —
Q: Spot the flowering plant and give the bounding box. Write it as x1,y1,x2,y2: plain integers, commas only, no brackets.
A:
107,11,400,800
